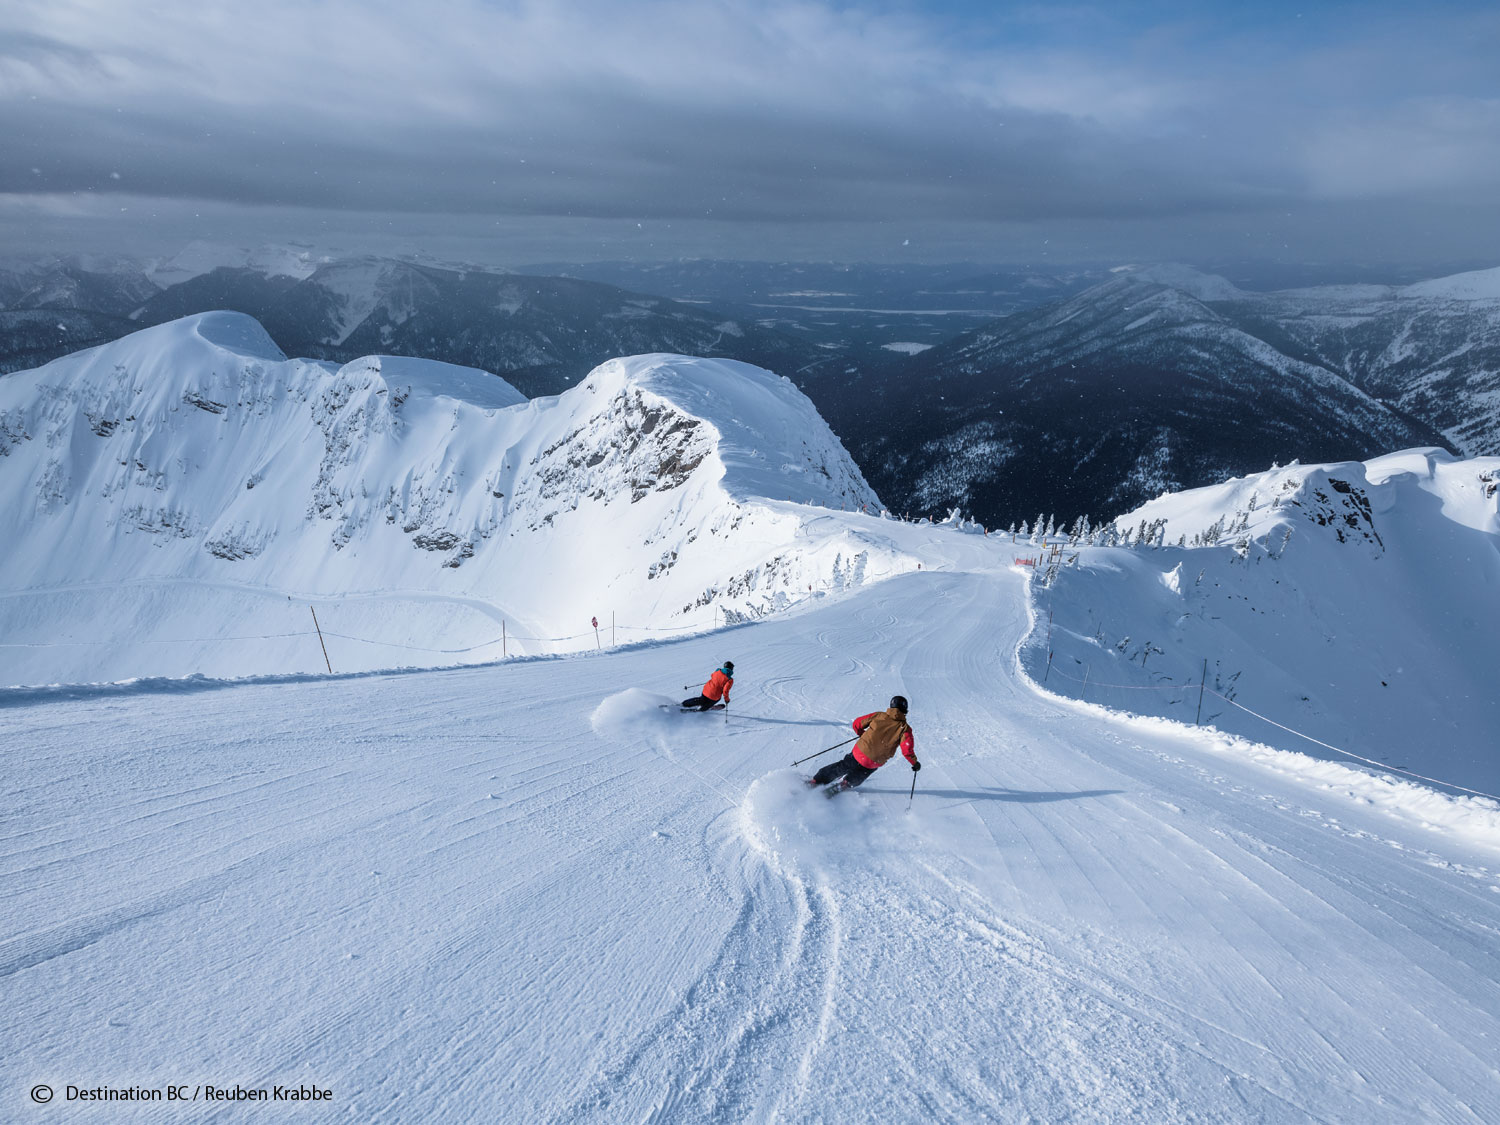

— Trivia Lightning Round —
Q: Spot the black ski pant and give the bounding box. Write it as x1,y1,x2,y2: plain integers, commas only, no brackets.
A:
812,752,876,789
681,695,717,710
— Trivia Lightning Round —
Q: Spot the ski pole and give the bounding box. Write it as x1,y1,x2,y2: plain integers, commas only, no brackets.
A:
907,769,918,811
791,735,857,768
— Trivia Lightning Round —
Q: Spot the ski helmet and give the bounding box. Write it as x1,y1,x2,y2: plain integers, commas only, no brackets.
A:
723,661,735,673
889,695,908,713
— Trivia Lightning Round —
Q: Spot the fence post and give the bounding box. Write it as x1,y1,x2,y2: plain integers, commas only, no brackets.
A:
1196,658,1207,725
502,620,506,658
309,606,332,674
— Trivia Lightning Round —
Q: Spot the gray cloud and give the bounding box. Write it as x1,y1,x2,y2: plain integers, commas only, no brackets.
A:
1,0,1497,263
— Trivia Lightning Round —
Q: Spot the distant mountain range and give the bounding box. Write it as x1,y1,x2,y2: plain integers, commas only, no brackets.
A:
0,255,832,398
3,250,1498,526
129,258,826,398
852,265,1500,527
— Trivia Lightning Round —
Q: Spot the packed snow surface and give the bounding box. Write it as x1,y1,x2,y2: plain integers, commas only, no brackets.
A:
6,552,1500,1122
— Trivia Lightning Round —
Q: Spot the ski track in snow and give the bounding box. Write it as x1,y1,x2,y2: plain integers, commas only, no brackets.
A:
5,569,1500,1122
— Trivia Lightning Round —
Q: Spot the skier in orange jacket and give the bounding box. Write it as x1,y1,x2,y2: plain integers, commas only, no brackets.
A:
810,695,919,791
682,661,734,710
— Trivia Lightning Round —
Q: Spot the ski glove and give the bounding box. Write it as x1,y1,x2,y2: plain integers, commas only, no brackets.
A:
911,760,922,772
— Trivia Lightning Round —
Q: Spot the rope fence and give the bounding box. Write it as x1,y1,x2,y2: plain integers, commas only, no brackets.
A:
0,556,942,662
1040,656,1500,803
0,617,723,655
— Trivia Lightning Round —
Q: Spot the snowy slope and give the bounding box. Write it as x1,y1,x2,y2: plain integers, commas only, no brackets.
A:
147,241,327,288
0,315,900,686
301,258,419,345
1220,274,1500,458
5,543,1500,1122
1401,265,1500,301
1114,262,1245,301
12,263,159,317
1027,449,1500,793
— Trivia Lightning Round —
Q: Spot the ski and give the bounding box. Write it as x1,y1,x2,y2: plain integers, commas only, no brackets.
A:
804,776,851,799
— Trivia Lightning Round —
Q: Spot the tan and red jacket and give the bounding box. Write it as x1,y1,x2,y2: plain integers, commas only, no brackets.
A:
851,708,916,770
701,668,733,703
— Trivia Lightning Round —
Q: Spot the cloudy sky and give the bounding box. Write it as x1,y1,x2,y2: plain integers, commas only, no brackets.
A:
1,0,1496,266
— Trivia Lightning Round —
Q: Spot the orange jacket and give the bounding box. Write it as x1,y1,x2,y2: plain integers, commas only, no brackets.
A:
702,668,733,702
851,708,916,770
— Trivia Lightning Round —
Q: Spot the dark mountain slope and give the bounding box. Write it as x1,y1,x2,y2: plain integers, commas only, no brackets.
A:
1217,278,1500,456
857,277,1451,526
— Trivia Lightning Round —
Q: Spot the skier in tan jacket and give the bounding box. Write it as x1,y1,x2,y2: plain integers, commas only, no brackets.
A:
809,695,920,792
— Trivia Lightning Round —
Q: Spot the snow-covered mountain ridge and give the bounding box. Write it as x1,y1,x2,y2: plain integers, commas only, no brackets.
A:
0,313,899,686
1026,448,1500,793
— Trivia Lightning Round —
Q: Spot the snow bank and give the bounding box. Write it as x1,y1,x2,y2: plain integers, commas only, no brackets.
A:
1055,702,1500,853
1024,449,1500,794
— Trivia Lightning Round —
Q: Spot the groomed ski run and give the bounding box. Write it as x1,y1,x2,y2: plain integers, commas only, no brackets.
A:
6,562,1500,1123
